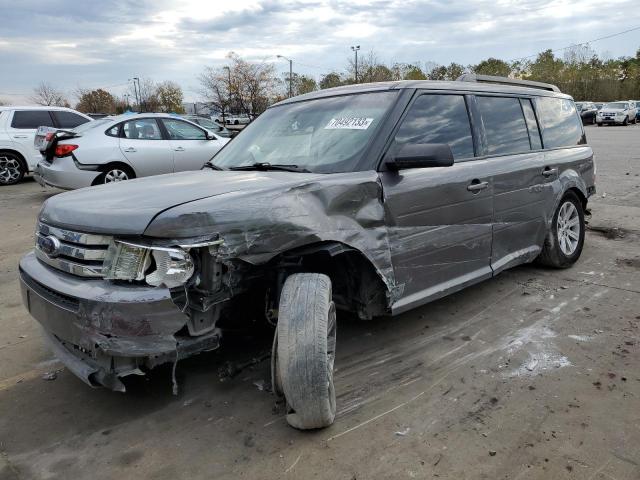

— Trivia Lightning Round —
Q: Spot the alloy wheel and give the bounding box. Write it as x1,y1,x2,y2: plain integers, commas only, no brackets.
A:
0,155,22,185
557,201,580,256
104,169,129,183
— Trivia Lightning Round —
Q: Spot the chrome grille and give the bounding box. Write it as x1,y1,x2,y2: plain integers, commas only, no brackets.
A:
34,222,112,278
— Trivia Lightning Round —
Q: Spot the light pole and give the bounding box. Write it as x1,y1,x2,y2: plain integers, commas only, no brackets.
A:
351,45,360,83
223,66,231,125
277,55,293,98
124,93,130,110
129,78,140,111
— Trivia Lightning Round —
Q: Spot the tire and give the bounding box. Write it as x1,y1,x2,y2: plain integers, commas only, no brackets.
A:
0,151,26,186
99,165,135,184
622,116,628,126
274,273,337,430
537,192,585,268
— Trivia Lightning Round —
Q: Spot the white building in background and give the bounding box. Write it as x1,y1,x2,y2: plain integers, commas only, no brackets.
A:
182,102,219,117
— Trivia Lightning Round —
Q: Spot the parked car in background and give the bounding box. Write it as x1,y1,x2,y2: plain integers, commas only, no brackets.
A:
182,114,232,137
0,106,92,185
225,114,251,125
597,101,638,126
635,101,640,121
575,102,598,125
20,75,594,430
34,113,229,190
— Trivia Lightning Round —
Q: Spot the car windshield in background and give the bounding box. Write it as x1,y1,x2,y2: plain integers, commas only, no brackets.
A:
575,103,583,109
73,118,111,133
604,102,627,109
210,91,398,173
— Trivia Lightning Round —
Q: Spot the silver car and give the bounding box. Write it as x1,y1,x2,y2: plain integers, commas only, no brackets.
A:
35,113,229,189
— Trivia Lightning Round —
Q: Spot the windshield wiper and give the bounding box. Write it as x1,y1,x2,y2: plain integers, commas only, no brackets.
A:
228,162,310,173
203,162,225,171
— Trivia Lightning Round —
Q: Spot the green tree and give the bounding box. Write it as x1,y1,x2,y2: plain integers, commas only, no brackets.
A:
319,72,343,89
75,88,116,114
156,81,185,113
473,58,512,77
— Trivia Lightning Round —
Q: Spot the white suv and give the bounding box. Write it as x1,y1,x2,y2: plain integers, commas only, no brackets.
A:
0,106,92,185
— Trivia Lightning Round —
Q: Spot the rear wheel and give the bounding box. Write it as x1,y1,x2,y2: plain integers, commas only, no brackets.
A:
99,165,134,184
0,152,25,185
622,116,628,126
273,273,337,430
537,192,585,268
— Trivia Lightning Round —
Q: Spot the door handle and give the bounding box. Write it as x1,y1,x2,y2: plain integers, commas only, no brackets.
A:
173,146,185,152
13,135,28,138
542,167,557,177
467,180,489,193
123,147,136,153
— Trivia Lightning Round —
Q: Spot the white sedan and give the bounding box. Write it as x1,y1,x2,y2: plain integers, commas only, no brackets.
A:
35,113,229,190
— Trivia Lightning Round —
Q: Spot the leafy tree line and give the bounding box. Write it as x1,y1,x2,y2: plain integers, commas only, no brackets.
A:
18,45,640,117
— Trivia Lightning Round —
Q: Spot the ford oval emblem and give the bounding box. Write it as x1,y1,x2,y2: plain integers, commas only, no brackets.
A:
39,235,61,257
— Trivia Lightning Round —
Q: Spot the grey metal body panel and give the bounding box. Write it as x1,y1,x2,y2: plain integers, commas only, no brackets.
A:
379,161,494,314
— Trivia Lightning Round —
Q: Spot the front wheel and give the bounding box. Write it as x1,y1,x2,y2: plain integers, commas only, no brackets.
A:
273,273,336,430
537,192,585,268
622,116,628,126
0,152,25,185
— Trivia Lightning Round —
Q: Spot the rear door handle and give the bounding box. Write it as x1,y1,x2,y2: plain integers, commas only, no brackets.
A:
123,147,136,153
542,167,557,177
467,180,489,193
173,146,185,152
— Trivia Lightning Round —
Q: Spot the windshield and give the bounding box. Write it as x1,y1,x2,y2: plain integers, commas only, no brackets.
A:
72,118,112,133
211,91,398,173
604,102,628,110
575,103,583,110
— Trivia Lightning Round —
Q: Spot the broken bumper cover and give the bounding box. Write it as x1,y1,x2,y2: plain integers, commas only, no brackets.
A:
19,251,218,391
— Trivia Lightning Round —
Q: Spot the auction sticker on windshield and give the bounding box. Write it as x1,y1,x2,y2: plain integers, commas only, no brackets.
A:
325,117,374,130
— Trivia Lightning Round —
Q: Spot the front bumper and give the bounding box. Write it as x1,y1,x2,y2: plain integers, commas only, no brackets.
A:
596,117,625,125
19,251,219,391
35,157,100,190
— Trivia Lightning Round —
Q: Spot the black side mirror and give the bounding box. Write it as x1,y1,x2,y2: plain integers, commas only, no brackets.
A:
387,143,454,171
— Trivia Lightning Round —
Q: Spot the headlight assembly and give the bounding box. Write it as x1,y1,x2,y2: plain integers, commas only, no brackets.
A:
103,240,194,288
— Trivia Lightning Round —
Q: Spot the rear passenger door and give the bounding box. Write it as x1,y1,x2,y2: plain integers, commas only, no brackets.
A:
7,110,56,170
380,93,494,314
474,95,551,274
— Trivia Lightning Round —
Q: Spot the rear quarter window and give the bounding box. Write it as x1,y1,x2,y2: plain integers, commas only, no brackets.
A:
10,110,56,129
53,111,90,128
534,97,584,149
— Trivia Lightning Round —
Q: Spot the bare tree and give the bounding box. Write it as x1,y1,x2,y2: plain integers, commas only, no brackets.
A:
198,66,232,122
30,82,68,106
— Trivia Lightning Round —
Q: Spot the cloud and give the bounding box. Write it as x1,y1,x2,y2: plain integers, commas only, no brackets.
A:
0,0,638,103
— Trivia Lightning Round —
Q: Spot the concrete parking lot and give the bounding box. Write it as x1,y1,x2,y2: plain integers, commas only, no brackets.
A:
1,125,639,480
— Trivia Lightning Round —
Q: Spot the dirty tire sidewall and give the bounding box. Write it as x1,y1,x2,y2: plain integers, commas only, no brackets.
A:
537,191,585,268
277,273,336,430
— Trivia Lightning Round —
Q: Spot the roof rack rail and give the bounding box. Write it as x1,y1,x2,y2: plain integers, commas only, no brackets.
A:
456,73,561,93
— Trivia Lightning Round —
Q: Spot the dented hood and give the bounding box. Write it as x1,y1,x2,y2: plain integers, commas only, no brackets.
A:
39,170,325,235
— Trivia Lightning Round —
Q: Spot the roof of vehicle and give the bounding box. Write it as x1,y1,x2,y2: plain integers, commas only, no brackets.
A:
273,79,573,107
0,105,89,113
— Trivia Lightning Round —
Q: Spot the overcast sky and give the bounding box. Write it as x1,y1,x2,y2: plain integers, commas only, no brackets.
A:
1,0,639,104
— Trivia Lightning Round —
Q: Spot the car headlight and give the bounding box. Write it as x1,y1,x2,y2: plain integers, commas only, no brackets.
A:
103,240,194,288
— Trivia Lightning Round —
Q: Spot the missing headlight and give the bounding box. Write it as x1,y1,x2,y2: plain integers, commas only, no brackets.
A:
146,249,194,288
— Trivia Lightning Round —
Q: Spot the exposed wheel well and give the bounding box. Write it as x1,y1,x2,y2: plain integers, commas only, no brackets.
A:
271,242,390,320
0,149,28,173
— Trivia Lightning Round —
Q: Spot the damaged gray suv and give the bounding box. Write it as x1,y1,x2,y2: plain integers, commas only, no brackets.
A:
20,74,595,430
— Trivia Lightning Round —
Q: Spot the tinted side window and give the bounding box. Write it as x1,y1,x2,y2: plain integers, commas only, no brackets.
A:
392,94,474,160
521,99,543,150
53,111,90,128
534,97,583,148
122,119,162,140
10,110,55,129
477,96,530,155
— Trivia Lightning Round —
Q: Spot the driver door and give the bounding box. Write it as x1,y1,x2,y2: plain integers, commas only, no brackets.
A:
161,118,222,171
379,93,494,314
